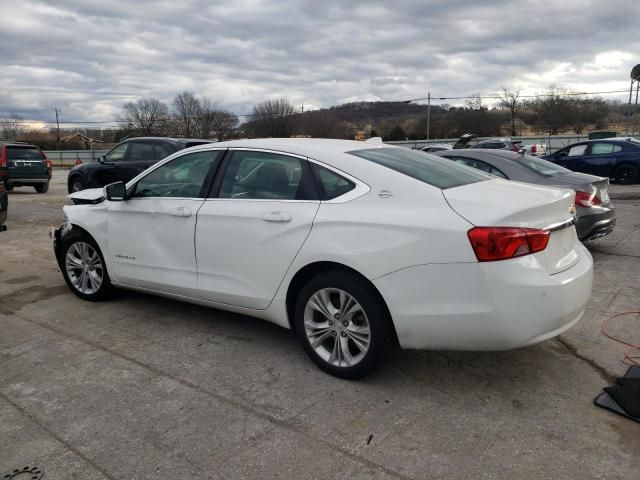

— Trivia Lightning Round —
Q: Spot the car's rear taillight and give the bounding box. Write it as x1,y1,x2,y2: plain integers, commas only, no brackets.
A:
40,149,53,175
531,145,537,153
467,226,550,262
575,190,601,208
0,146,6,169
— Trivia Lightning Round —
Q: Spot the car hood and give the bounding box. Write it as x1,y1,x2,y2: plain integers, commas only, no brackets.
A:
68,187,104,204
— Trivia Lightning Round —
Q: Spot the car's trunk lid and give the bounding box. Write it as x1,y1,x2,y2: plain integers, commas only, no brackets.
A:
549,172,611,205
443,179,579,274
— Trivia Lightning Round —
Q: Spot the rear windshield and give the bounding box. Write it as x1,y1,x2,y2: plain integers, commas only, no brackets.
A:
347,147,489,189
184,141,211,148
516,154,570,177
6,146,44,160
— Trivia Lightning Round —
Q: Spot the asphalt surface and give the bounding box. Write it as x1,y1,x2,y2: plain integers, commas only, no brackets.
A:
1,171,639,479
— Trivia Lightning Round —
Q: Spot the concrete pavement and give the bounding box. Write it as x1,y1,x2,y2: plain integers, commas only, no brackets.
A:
1,171,638,479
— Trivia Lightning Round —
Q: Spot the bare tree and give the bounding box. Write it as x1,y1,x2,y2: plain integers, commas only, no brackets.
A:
567,95,608,134
497,87,522,136
247,98,298,137
465,93,484,111
172,91,202,137
296,110,350,138
1,113,25,141
122,98,169,135
195,97,239,140
530,85,572,135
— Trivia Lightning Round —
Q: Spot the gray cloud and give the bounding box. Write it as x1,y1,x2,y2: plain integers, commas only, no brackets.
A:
1,0,638,126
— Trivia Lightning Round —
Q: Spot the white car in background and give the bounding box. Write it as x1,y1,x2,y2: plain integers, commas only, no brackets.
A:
523,143,548,157
53,139,593,379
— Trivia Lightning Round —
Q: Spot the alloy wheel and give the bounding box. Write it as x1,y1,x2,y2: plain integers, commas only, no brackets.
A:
65,242,103,294
303,288,371,367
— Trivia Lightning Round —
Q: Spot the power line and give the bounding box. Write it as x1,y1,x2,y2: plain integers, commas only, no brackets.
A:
0,88,632,126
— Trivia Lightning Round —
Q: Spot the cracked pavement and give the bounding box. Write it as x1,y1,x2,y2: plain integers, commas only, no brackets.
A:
1,171,639,479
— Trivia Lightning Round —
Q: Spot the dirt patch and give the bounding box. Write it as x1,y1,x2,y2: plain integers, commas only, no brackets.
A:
4,275,41,285
0,285,70,315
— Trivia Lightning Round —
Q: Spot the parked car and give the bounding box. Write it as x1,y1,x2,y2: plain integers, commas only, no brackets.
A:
523,143,547,157
434,149,616,241
420,143,453,153
453,133,478,149
0,142,52,193
544,137,640,184
67,137,213,193
470,138,525,153
0,178,7,229
53,139,593,379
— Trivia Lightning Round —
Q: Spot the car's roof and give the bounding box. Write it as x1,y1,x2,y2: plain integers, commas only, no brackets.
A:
121,137,213,143
1,142,38,147
208,138,393,159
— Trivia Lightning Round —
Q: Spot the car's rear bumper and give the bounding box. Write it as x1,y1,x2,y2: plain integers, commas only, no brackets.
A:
373,243,593,351
576,206,616,241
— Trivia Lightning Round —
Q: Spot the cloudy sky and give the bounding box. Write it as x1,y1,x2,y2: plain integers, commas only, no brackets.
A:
1,0,639,127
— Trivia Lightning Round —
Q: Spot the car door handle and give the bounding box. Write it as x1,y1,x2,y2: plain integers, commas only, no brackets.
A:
170,206,192,217
262,211,292,223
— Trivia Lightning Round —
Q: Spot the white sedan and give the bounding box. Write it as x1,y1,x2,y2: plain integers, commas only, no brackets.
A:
53,139,593,379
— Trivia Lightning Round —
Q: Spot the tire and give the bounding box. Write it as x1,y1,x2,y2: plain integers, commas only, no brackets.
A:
34,181,49,193
613,164,639,184
59,231,115,301
294,269,393,379
4,183,13,192
0,208,6,225
69,176,86,193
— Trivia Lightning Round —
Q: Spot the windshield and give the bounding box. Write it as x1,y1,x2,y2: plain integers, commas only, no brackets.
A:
6,146,45,160
347,147,489,189
516,153,571,177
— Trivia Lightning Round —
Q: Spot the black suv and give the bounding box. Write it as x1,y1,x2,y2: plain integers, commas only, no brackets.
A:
0,142,52,193
67,137,213,193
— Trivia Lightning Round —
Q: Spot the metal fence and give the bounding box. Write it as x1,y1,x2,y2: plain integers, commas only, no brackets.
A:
45,150,109,168
385,135,589,153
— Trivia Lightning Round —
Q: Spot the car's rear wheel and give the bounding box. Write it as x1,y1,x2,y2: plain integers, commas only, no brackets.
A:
4,183,13,192
69,176,86,193
294,270,393,379
60,232,114,301
613,164,639,184
0,208,6,225
34,182,49,193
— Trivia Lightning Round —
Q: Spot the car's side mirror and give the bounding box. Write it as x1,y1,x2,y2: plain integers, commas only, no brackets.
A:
558,151,568,158
104,181,126,201
98,155,105,163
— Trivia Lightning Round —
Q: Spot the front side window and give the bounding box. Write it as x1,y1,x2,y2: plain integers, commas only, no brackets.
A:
348,148,488,189
219,151,316,200
104,143,129,162
133,150,222,198
127,142,153,161
567,144,587,156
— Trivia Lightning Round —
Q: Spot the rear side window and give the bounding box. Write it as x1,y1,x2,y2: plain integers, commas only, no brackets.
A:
590,143,623,155
313,165,355,200
347,148,489,189
219,151,317,200
6,147,44,160
154,143,173,160
127,142,153,161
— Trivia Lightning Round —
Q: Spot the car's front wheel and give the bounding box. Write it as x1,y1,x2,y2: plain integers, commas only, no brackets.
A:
59,232,114,301
294,270,393,379
69,176,86,193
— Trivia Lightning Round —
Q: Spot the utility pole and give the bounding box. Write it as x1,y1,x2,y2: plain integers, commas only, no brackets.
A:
54,107,62,166
426,92,431,140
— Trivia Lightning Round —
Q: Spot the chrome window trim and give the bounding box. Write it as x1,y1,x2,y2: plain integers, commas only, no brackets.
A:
544,216,576,233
